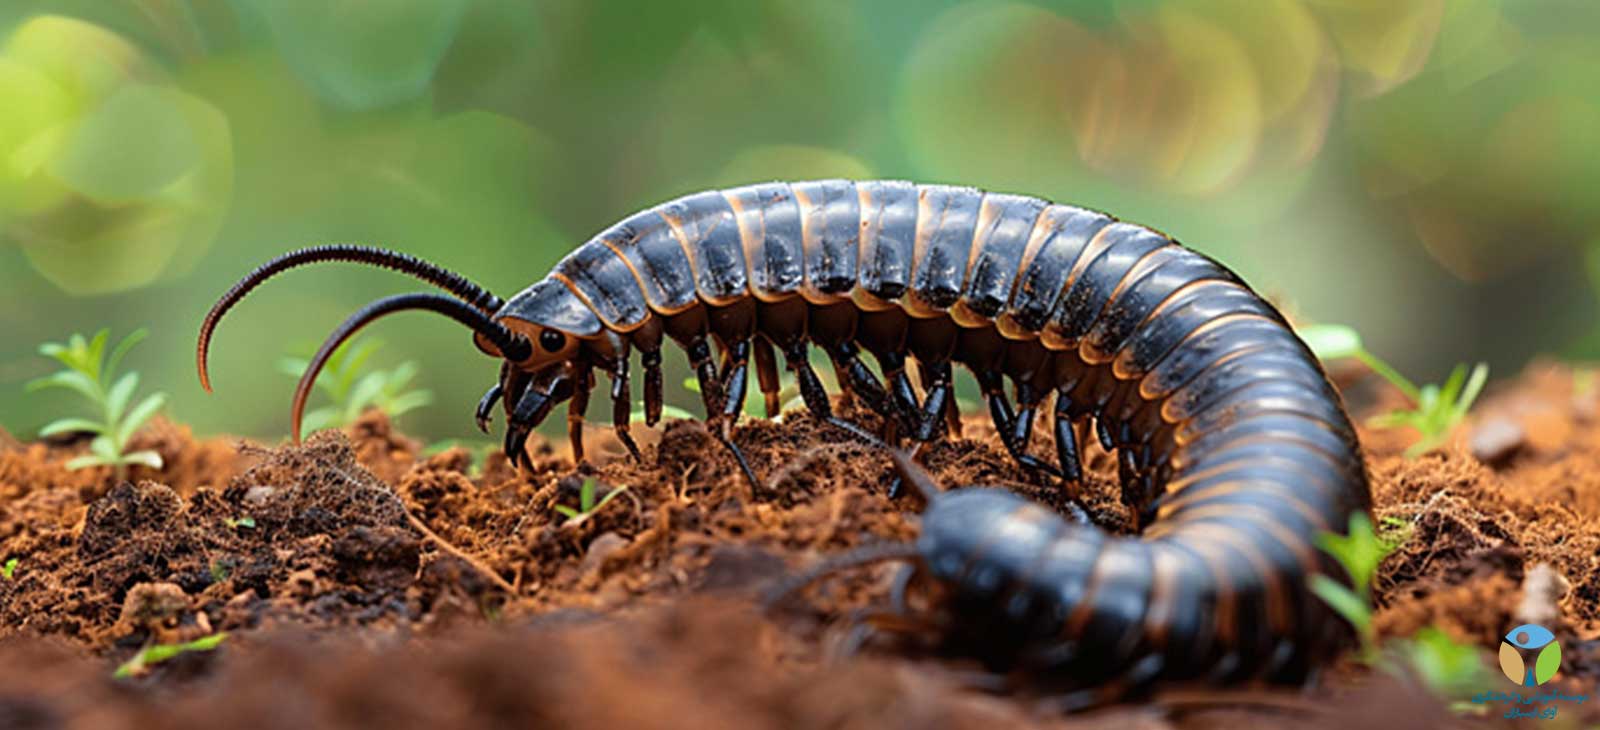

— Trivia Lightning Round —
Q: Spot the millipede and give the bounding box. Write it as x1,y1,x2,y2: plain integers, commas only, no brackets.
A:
197,180,1371,701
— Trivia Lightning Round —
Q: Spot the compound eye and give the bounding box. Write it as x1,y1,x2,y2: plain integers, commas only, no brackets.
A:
539,329,567,353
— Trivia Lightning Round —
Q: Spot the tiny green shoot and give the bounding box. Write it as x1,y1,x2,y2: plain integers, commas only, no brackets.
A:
1399,626,1494,698
554,477,628,526
210,560,230,583
113,633,228,679
278,337,432,433
1311,513,1488,698
223,516,256,530
1,558,17,580
1308,512,1400,658
27,328,167,477
1298,323,1488,458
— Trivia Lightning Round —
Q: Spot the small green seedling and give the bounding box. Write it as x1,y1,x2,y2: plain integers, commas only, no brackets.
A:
1298,324,1488,458
1,558,18,580
28,328,167,477
223,516,256,530
278,337,432,433
113,633,228,679
1311,513,1488,697
1400,626,1494,699
1309,512,1401,658
554,477,628,527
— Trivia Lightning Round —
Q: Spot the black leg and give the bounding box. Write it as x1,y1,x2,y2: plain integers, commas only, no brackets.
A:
641,347,663,426
918,360,961,438
783,342,833,419
687,336,722,419
1053,391,1084,483
719,339,752,422
977,371,1063,479
607,356,642,462
712,338,761,491
877,351,922,434
827,342,892,414
910,361,954,442
1095,416,1116,452
475,382,503,434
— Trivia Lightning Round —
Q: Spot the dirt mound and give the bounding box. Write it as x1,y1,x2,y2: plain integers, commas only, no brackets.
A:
1,364,1599,727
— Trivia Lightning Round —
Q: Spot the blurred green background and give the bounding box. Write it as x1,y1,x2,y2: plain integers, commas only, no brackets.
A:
2,0,1598,444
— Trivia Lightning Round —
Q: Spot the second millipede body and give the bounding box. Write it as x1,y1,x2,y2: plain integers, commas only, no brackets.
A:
197,180,1372,700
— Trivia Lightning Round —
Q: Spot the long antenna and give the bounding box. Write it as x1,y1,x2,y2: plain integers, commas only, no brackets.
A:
198,245,503,392
289,293,530,442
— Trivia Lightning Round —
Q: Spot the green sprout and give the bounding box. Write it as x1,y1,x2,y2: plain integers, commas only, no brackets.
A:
1,558,18,580
278,337,432,434
1309,512,1396,658
113,633,228,679
27,328,167,477
554,477,628,526
1298,324,1488,458
223,516,256,530
1311,513,1490,697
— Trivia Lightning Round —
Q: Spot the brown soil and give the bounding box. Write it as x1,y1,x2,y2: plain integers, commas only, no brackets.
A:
2,362,1598,729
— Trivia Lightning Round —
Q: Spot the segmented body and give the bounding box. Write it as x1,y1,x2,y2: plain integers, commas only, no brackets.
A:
505,180,1371,694
198,179,1370,699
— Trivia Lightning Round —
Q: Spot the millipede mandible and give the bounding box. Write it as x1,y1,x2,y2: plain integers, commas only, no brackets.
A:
198,180,1371,697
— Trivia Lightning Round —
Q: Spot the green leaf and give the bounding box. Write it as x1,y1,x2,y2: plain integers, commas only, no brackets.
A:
334,339,385,394
64,454,107,471
121,450,164,470
2,558,18,579
26,370,100,400
1452,363,1489,421
117,393,167,444
89,435,120,461
579,478,596,512
1309,574,1371,634
1298,323,1365,361
1400,626,1492,696
276,356,311,379
382,390,433,418
105,372,139,423
84,330,109,379
345,371,388,422
1316,513,1391,593
301,407,339,435
592,485,629,512
553,505,579,519
104,329,149,382
113,632,228,679
38,417,105,438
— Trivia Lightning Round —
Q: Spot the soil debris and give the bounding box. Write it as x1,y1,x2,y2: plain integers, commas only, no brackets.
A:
1,364,1600,727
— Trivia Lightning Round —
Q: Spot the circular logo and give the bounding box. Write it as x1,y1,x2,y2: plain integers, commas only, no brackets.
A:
1499,623,1561,686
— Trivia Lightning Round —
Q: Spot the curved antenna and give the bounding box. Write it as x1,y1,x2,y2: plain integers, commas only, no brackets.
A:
762,541,922,610
290,293,531,443
198,245,503,392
